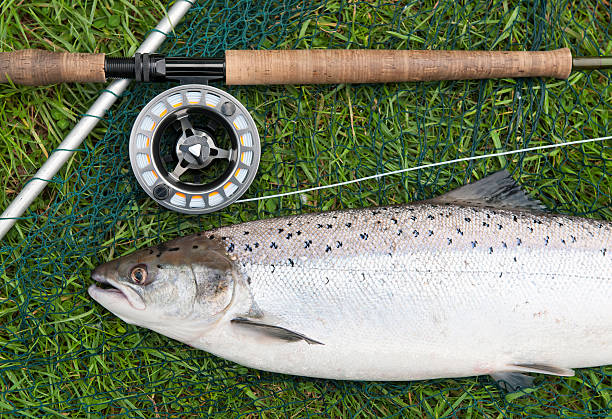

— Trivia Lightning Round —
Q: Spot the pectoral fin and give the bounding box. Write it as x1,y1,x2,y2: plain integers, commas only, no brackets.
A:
231,317,324,345
491,364,574,392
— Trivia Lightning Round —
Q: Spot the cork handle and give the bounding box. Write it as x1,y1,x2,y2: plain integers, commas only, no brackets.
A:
0,49,106,85
225,48,573,85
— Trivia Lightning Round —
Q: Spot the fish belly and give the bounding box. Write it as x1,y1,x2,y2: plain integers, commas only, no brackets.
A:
202,204,612,380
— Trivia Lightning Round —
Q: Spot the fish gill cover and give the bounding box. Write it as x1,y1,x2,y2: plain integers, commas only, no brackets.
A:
0,0,610,416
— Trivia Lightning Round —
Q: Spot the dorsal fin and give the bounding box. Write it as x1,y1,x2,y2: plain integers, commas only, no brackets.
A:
429,170,545,211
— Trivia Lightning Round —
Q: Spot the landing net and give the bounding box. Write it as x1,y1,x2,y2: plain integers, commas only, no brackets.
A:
1,0,610,416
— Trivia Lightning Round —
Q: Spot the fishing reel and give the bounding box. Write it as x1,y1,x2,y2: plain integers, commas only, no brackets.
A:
129,84,260,213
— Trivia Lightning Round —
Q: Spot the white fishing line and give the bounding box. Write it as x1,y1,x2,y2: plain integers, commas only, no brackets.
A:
236,135,611,203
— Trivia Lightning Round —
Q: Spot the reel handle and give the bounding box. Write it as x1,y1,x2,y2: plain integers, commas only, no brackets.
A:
0,49,106,85
225,48,573,84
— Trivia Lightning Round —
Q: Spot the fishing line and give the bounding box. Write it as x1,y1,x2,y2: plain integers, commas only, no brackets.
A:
236,135,611,203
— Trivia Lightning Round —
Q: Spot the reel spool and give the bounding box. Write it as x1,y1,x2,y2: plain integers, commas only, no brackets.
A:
129,84,260,214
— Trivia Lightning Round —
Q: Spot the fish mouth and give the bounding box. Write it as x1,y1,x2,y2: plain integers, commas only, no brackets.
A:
88,271,146,311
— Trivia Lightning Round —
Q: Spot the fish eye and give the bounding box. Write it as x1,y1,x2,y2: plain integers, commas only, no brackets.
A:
130,264,148,284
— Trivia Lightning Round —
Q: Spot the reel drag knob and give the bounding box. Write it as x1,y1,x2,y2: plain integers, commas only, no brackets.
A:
129,84,260,214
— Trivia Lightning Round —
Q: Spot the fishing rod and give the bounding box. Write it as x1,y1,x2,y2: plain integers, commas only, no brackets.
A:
0,47,611,220
1,48,612,85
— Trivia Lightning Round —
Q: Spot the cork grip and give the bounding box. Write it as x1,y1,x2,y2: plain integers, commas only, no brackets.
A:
225,48,573,85
0,49,106,85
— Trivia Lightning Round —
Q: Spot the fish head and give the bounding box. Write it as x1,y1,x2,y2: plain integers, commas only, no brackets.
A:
88,235,236,336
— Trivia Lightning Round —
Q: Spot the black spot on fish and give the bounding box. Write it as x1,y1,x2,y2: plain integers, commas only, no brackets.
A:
391,218,397,224
413,230,419,237
534,219,542,225
465,217,471,222
270,242,278,249
499,273,503,278
346,222,352,227
427,215,435,220
221,236,227,240
332,215,338,219
561,239,566,245
376,220,381,225
410,215,417,221
489,247,493,254
482,222,490,227
372,210,381,215
360,233,369,240
227,243,235,252
326,245,332,253
471,241,478,248
243,231,249,235
527,226,533,233
447,238,452,245
513,215,518,222
168,247,180,252
428,230,434,237
245,244,253,252
297,231,302,236
517,238,522,246
287,222,292,226
278,228,284,234
317,223,323,228
336,241,343,248
325,277,330,285
603,248,607,256
570,235,576,243
327,224,333,229
247,277,252,285
271,265,275,273
288,258,294,267
558,222,564,227
486,213,491,219
157,264,163,269
497,224,503,230
149,249,154,255
286,233,293,239
209,235,215,240
397,229,403,236
513,257,518,262
544,236,549,246
193,245,198,249
304,240,312,248
254,242,259,248
502,241,507,248
457,228,463,236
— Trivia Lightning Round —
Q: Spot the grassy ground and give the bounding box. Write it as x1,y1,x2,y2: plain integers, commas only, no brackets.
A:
0,0,610,417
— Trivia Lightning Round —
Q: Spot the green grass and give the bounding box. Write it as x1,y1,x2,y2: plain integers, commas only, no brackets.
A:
0,0,611,417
